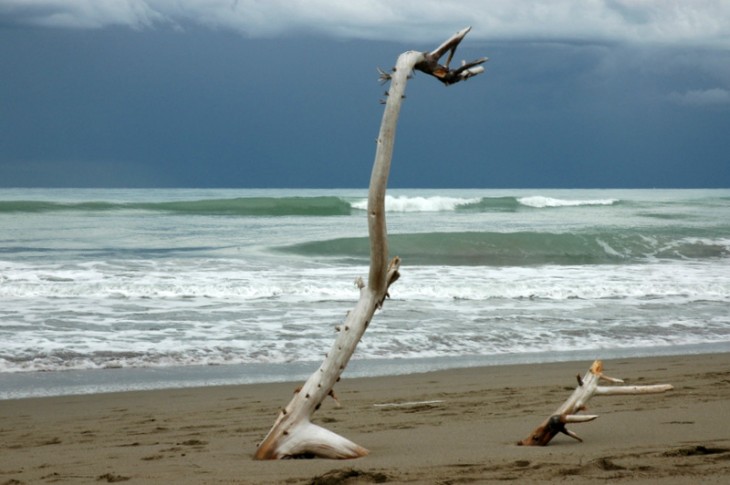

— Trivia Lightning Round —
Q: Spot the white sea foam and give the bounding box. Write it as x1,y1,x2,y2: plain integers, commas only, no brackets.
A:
518,196,618,208
351,194,618,212
3,260,728,303
351,195,481,212
1,259,728,374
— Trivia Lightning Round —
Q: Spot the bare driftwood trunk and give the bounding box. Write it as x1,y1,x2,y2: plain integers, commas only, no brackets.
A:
254,27,486,460
518,360,673,446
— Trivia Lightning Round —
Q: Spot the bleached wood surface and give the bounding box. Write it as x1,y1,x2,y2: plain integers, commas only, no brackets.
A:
255,27,485,460
519,360,673,446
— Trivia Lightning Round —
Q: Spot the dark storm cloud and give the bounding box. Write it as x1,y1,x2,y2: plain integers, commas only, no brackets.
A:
1,1,729,187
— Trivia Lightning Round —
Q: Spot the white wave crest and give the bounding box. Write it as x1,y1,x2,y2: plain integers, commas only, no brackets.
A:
518,196,618,208
351,195,481,212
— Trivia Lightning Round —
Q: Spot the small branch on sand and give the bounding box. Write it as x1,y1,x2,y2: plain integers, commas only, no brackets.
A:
254,28,486,460
518,360,673,446
373,400,445,408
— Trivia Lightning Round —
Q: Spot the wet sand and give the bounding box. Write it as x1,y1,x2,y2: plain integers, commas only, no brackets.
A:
1,352,729,484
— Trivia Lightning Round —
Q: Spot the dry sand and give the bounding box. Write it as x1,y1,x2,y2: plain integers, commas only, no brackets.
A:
1,352,729,484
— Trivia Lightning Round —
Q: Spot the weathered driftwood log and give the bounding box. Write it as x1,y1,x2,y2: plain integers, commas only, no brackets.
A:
518,360,673,446
254,28,486,460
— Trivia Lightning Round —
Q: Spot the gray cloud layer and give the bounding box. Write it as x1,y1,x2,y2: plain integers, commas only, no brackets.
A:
3,0,730,49
669,88,730,107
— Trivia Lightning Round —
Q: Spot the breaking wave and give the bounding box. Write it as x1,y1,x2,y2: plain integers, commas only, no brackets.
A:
0,195,619,216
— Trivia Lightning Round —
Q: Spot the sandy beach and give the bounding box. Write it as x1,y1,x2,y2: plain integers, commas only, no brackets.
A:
1,352,729,484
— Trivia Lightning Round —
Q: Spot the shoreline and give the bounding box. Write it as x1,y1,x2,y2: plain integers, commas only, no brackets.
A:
1,352,729,483
3,342,729,401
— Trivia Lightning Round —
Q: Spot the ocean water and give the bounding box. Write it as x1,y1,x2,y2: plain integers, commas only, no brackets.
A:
1,188,729,399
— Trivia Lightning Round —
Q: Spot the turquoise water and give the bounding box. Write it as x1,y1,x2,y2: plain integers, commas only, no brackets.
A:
1,188,728,398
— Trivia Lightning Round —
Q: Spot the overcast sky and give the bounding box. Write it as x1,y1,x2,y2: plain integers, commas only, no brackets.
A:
1,1,729,188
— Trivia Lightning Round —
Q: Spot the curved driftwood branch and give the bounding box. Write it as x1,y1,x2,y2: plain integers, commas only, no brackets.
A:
254,27,486,460
518,360,673,446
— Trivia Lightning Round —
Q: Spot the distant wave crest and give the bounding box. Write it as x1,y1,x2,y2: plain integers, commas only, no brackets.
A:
517,196,618,208
0,194,621,216
279,230,730,266
351,195,482,212
351,195,619,213
0,197,353,217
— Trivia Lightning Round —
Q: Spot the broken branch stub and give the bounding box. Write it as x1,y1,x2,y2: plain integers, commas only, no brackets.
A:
518,360,673,446
414,26,488,85
253,28,485,460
